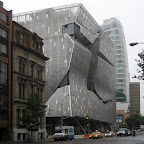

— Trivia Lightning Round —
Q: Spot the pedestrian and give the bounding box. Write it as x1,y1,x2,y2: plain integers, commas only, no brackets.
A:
125,129,128,137
133,130,135,136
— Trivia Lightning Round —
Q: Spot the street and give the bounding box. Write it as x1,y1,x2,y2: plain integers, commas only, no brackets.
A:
45,131,144,144
5,131,144,144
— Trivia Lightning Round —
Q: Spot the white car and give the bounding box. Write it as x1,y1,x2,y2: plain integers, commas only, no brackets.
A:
105,131,114,137
53,131,67,141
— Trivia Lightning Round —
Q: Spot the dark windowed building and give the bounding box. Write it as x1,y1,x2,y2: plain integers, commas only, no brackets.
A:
0,1,12,141
13,4,116,133
130,82,140,114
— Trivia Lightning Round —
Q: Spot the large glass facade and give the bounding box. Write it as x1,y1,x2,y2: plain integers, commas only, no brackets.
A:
101,18,130,112
13,4,116,124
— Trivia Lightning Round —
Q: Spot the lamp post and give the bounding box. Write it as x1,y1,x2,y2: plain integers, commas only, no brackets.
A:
129,42,144,46
60,86,73,127
61,95,69,127
130,42,144,115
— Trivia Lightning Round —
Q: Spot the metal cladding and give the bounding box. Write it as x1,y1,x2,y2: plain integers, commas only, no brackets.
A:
13,3,116,123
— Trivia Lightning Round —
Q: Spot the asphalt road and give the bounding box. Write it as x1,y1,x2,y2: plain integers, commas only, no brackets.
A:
5,131,144,144
46,131,144,144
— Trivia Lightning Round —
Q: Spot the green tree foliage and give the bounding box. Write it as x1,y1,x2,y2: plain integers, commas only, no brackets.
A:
125,113,144,129
133,49,144,80
20,93,45,140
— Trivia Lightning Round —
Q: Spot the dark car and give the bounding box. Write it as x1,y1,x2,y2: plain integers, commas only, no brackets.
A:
128,129,132,136
117,128,127,137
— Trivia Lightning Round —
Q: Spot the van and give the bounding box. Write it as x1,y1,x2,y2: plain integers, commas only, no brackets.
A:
53,126,74,141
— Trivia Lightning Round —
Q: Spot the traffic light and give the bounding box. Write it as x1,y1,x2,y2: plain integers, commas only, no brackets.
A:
86,115,89,120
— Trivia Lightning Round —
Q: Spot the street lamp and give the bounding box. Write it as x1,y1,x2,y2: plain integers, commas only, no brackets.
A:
129,42,144,46
60,85,73,127
61,95,69,127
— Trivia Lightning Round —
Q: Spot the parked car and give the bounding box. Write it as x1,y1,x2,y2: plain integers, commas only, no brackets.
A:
105,131,115,137
89,132,103,139
117,128,128,137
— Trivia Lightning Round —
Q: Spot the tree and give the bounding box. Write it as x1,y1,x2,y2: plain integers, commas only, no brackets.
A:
20,93,45,141
125,113,143,130
133,49,144,80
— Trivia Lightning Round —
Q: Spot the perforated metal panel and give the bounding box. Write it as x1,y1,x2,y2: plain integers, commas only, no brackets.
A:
13,3,116,124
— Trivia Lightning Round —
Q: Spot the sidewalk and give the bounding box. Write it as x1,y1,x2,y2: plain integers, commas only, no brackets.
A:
1,137,53,144
1,135,86,143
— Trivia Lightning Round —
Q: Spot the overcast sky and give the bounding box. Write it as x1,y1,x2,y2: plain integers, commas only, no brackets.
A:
4,0,144,115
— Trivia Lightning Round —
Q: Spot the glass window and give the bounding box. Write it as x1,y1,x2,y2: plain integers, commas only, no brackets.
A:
32,39,34,49
0,43,8,55
0,62,8,120
16,109,20,126
2,13,8,23
116,60,122,63
31,85,34,96
116,115,123,119
69,128,73,132
2,29,8,39
31,64,34,77
112,29,118,35
22,84,25,99
38,87,43,102
118,89,123,92
0,62,8,85
115,50,122,54
115,46,121,49
37,69,43,80
19,58,26,74
62,23,75,35
19,83,22,98
19,83,25,99
21,33,24,44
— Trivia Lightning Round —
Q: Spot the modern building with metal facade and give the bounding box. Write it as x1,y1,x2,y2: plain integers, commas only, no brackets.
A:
101,18,130,113
129,82,140,114
13,4,116,130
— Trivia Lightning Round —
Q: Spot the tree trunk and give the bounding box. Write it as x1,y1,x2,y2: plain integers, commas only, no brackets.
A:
31,131,32,141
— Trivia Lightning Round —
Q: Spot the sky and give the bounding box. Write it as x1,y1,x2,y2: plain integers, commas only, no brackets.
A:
4,0,144,115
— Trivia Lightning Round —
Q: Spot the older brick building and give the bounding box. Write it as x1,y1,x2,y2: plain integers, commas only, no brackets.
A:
0,2,12,141
116,110,130,125
12,21,48,141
